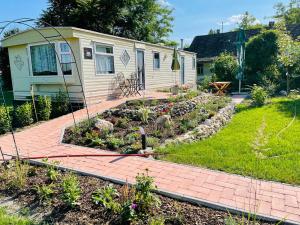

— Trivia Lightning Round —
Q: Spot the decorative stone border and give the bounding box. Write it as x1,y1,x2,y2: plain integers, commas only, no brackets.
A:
163,102,235,146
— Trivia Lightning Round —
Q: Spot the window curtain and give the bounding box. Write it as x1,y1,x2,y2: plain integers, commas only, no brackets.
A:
96,55,114,74
31,44,57,75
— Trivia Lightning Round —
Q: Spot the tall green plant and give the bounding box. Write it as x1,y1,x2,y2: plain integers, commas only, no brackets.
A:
0,105,11,134
14,102,33,127
52,90,69,117
37,96,52,121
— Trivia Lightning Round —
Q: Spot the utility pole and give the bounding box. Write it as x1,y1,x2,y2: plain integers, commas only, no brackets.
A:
221,21,224,33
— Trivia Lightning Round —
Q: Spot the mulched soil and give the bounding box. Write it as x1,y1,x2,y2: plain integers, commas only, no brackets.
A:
0,163,275,225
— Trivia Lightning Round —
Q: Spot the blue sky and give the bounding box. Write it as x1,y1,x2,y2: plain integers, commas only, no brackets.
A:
0,0,290,44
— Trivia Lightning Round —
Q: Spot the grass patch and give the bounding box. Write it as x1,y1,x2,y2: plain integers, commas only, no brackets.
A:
0,207,34,225
0,90,13,107
158,97,300,185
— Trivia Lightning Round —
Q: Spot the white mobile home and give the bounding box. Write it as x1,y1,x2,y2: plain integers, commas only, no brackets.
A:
1,27,197,105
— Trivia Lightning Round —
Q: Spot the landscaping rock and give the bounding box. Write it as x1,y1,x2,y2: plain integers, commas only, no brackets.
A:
94,119,114,132
279,90,288,96
163,103,235,145
155,115,172,130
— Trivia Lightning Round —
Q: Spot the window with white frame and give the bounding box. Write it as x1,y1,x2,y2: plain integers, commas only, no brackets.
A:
95,44,115,74
192,57,196,70
30,43,58,76
153,52,160,69
59,42,72,75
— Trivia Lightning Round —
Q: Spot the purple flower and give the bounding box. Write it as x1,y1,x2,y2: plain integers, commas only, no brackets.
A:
131,203,137,209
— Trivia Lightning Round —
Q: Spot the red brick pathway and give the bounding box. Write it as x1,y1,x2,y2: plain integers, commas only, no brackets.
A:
0,92,299,224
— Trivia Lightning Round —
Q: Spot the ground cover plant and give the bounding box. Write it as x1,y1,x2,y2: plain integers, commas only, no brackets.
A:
0,207,35,225
158,97,300,185
0,161,274,225
63,91,231,154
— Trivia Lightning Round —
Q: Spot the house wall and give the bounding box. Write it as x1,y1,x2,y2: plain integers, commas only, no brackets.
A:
76,30,196,104
7,38,84,102
4,27,197,105
197,62,213,83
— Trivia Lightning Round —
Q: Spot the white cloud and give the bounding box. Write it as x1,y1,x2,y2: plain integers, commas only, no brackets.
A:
219,14,260,26
157,0,172,7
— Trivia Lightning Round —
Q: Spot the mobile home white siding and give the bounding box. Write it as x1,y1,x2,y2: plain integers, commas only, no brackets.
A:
2,27,196,104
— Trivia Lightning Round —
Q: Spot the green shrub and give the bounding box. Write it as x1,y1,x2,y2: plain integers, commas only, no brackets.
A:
251,85,268,106
14,102,33,127
106,136,124,150
124,132,140,145
138,107,151,124
0,105,11,134
184,90,198,100
61,173,81,207
134,172,161,213
37,95,52,121
146,137,160,148
92,184,121,213
43,159,60,182
36,183,55,204
52,90,69,117
115,117,129,128
211,52,238,82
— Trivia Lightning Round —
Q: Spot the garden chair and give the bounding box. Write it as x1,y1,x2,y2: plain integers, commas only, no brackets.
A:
116,72,129,97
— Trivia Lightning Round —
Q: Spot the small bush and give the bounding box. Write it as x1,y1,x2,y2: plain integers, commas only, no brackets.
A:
184,90,198,100
146,137,160,148
106,136,125,150
92,184,121,213
61,173,81,207
138,107,151,124
43,159,60,182
115,117,129,128
14,102,33,127
6,160,29,190
0,105,11,134
52,90,69,117
134,172,161,213
37,95,52,121
251,85,268,106
36,183,55,204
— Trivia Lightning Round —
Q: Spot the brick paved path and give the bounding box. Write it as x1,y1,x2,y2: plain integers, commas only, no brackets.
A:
0,92,299,224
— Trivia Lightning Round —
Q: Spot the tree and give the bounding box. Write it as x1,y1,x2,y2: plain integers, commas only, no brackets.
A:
38,0,174,43
245,30,280,84
274,0,300,25
276,23,300,92
0,28,20,90
211,52,238,83
239,11,259,29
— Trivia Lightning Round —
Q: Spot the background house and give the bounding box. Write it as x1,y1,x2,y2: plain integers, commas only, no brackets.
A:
1,27,197,105
188,23,300,82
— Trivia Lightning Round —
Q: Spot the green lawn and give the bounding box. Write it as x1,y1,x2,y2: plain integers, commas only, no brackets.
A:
0,90,13,107
0,207,34,225
158,97,300,185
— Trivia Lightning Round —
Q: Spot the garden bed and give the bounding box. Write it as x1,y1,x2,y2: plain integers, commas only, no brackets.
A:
0,162,274,225
63,91,231,154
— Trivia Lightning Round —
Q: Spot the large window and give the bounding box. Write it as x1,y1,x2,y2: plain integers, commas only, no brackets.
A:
59,43,72,75
30,44,58,76
153,52,160,70
95,44,115,74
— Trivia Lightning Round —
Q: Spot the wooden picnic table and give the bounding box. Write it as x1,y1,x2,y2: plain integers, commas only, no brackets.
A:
209,82,231,96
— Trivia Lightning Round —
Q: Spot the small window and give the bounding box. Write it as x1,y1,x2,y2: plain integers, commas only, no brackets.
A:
192,57,196,70
95,44,115,74
197,63,204,75
60,43,72,75
153,52,160,69
30,44,58,76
